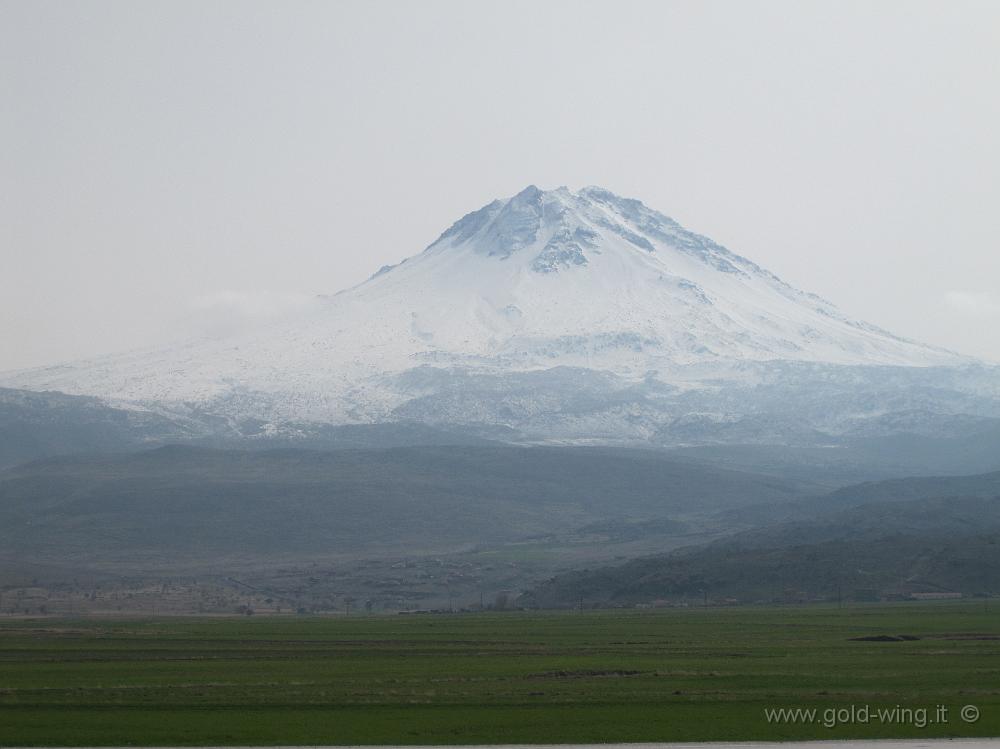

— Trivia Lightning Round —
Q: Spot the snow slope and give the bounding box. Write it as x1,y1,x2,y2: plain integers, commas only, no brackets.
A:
0,186,967,428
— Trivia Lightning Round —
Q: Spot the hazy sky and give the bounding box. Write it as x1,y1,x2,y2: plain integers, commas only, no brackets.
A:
3,0,999,370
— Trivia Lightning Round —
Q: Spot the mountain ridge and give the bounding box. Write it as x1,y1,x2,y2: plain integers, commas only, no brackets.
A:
0,185,990,445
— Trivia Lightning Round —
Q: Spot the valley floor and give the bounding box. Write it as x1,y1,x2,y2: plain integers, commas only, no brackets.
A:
0,602,997,745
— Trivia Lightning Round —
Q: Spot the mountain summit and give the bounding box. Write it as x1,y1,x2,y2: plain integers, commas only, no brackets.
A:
345,184,953,371
1,186,981,441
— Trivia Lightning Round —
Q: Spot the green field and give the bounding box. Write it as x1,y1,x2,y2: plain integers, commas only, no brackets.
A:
0,602,998,745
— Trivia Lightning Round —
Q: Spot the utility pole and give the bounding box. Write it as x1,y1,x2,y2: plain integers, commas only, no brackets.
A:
578,595,584,614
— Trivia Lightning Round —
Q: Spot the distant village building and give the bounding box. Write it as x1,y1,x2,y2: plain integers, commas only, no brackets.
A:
910,592,963,600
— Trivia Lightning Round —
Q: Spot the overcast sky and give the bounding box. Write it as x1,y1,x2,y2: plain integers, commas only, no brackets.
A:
3,0,999,370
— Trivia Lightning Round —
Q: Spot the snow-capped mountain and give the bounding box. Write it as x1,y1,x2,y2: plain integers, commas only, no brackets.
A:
2,186,992,444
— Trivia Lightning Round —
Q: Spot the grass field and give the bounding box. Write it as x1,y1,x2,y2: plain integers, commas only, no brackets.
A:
0,602,998,745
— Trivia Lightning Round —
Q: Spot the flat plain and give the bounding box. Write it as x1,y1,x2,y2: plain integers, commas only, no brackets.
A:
0,602,998,745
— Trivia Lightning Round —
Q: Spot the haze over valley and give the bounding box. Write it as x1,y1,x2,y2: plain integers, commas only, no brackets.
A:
2,185,998,615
